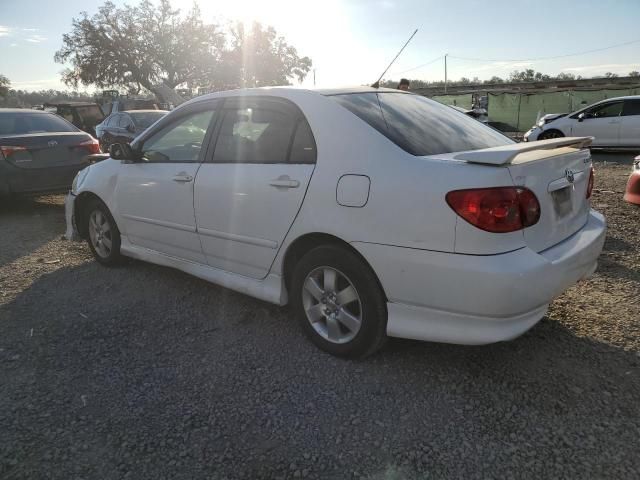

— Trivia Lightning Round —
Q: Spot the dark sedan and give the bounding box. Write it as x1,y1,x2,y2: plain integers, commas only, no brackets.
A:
96,110,167,151
0,109,101,195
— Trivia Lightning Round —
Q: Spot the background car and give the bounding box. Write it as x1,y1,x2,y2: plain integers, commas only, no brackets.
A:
44,102,105,137
95,110,167,151
624,155,640,205
524,96,640,147
100,98,160,116
0,108,100,195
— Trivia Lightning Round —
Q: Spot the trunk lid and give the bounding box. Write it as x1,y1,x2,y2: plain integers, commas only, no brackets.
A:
0,132,92,169
0,132,93,192
454,137,593,252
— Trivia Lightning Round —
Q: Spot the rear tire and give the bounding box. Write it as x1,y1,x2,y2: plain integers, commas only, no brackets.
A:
539,129,564,140
291,245,387,358
85,199,123,266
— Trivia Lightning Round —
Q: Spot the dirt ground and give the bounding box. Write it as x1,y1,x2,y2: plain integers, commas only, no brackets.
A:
0,151,639,479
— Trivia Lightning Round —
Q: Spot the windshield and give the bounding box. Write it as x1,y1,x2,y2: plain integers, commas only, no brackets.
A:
130,111,166,129
0,112,79,135
329,92,513,156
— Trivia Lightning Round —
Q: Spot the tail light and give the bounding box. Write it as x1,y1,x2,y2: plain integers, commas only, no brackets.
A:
0,146,27,158
78,138,101,154
586,167,594,199
446,187,541,233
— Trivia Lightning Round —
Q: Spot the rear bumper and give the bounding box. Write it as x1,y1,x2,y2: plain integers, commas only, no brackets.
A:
353,209,606,345
624,170,640,205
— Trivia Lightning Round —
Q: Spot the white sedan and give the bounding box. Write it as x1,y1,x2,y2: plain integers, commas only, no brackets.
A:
524,95,640,147
66,87,606,357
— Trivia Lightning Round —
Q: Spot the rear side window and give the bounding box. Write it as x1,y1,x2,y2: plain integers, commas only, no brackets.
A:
0,112,78,135
289,120,316,164
622,99,640,116
117,115,131,128
329,92,512,156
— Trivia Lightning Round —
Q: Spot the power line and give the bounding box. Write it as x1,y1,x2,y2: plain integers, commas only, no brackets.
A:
389,55,443,76
448,38,640,63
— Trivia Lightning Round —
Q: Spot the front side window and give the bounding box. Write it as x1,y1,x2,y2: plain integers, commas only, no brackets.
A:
141,110,215,163
213,106,297,164
329,92,512,156
586,102,623,119
130,111,166,129
622,99,640,116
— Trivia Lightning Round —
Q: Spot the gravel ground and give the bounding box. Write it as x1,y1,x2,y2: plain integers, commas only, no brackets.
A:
1,152,639,479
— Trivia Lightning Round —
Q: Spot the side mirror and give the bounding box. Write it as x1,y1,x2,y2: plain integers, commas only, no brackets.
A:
126,124,135,133
109,142,138,162
578,112,585,122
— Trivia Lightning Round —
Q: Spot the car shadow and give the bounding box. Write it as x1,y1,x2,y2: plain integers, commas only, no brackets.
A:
1,259,639,478
0,194,67,265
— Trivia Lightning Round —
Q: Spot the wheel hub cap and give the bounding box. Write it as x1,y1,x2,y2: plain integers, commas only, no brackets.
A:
302,266,362,344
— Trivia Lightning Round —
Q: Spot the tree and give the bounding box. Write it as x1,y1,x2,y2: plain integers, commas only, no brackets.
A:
218,22,312,88
55,0,225,103
629,71,640,77
0,74,9,98
484,76,504,84
55,0,312,102
604,72,619,78
555,72,577,80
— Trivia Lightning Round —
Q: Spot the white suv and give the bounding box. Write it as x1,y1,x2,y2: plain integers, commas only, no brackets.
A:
67,87,606,357
524,96,640,147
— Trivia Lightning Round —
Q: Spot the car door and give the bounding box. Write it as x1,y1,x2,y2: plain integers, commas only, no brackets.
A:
570,101,623,146
620,99,640,147
193,96,316,279
114,103,218,263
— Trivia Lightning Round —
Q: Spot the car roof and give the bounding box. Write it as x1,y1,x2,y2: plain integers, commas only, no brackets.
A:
122,109,168,114
0,108,51,114
184,86,410,107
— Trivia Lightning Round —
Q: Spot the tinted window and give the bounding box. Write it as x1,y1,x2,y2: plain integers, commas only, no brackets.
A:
622,99,640,116
587,102,623,118
213,107,297,164
141,110,215,163
289,120,316,164
0,112,78,135
130,111,166,129
330,92,512,156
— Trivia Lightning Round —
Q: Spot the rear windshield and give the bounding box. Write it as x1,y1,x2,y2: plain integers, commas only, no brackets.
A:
75,105,104,125
130,111,166,129
0,112,79,135
329,92,512,156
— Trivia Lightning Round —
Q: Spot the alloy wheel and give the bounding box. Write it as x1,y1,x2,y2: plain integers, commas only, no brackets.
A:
88,209,113,259
301,266,363,344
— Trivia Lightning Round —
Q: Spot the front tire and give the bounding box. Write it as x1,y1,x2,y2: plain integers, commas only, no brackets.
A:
538,129,564,140
291,245,387,358
86,199,122,266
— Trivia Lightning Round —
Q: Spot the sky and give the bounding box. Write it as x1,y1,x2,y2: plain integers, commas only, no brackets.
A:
1,0,639,91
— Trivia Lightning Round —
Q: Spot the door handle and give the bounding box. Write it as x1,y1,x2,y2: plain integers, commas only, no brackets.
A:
269,176,300,188
173,174,193,182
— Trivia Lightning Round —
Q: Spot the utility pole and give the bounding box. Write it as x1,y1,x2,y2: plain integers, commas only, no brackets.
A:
444,54,448,94
313,69,316,87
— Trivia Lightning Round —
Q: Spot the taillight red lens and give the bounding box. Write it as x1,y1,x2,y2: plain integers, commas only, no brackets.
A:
586,167,594,199
446,187,540,233
78,138,101,154
0,146,27,158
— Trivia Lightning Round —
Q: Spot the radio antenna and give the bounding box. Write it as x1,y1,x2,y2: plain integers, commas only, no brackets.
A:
371,29,418,88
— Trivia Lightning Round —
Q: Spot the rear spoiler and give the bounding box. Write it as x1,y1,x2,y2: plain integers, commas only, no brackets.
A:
453,137,593,166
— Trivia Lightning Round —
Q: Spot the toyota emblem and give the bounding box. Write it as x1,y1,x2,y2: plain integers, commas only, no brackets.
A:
565,169,575,184
47,140,58,147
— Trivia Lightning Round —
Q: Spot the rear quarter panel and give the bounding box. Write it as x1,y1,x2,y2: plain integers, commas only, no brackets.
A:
269,91,521,275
